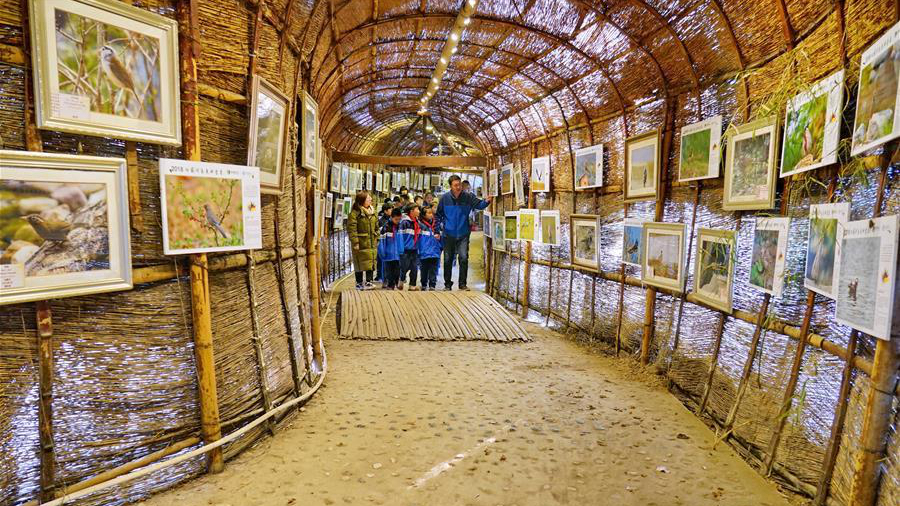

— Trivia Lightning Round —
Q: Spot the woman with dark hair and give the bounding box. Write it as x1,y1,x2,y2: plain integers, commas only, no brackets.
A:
347,191,379,289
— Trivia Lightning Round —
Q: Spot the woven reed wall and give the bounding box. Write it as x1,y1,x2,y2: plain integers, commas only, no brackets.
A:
485,5,899,505
0,0,320,504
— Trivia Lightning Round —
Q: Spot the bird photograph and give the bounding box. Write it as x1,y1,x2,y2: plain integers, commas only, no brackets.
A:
54,8,161,121
164,175,245,250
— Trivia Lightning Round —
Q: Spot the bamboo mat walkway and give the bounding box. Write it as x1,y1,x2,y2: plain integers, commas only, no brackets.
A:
337,290,531,342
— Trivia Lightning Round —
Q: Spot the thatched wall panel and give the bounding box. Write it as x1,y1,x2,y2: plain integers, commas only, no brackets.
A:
197,0,251,94
198,96,249,165
0,62,26,150
255,261,295,400
0,0,20,25
721,0,783,65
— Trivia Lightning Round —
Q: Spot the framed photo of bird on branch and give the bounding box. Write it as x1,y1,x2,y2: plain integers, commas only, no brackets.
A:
28,0,181,145
0,150,132,305
247,75,290,194
301,91,319,172
159,159,263,255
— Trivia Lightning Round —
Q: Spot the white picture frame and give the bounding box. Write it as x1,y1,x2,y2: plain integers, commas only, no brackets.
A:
692,228,736,313
571,214,601,272
723,117,779,211
247,75,289,194
530,156,550,193
748,217,790,297
678,115,722,182
804,202,850,298
851,20,900,155
641,222,687,293
539,210,560,246
301,91,319,172
781,71,844,177
518,208,540,242
574,144,604,190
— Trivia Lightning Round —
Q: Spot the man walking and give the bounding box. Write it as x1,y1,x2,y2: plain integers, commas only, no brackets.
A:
436,175,491,291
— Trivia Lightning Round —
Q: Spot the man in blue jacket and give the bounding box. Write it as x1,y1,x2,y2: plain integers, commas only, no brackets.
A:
436,175,491,291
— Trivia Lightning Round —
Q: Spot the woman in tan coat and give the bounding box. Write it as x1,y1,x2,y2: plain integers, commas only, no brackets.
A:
347,191,379,289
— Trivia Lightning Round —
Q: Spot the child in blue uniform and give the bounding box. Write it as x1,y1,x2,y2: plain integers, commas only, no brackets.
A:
375,202,393,283
417,205,442,290
379,208,403,289
399,203,421,291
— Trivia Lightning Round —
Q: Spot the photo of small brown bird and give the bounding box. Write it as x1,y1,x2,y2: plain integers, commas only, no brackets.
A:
100,45,141,105
204,204,230,239
25,215,86,242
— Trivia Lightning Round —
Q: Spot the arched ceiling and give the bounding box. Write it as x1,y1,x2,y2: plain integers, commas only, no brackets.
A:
278,0,834,157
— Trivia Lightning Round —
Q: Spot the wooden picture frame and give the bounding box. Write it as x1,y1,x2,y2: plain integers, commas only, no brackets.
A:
301,90,319,172
28,0,181,145
692,228,735,313
570,214,601,272
641,222,687,293
1,150,132,305
247,75,289,194
574,144,603,190
723,116,779,211
624,130,660,202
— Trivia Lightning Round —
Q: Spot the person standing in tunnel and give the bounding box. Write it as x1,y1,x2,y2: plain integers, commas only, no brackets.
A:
348,191,379,290
436,175,491,291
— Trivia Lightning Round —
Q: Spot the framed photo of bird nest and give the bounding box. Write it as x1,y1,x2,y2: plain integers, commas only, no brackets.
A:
0,150,132,305
28,0,181,145
247,76,290,194
641,222,687,293
780,71,844,178
159,159,263,255
692,228,736,313
624,130,660,202
301,91,319,172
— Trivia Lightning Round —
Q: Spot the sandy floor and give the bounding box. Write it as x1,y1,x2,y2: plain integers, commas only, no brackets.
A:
139,240,789,506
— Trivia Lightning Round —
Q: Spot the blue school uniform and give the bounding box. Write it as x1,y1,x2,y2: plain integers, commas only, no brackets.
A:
399,214,420,286
417,217,443,259
378,221,401,262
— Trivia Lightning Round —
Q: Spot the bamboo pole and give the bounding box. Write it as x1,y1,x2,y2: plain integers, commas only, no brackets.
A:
722,294,770,433
664,181,702,377
246,253,275,436
306,175,325,371
698,313,727,415
178,0,223,474
292,167,314,377
813,330,857,506
849,158,897,506
545,245,554,327
274,198,304,396
521,240,531,318
36,300,55,501
125,142,144,232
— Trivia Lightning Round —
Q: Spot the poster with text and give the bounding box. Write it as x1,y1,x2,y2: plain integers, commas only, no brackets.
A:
804,202,850,298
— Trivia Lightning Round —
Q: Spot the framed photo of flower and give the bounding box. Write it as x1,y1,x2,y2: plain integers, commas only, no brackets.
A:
678,116,722,182
571,214,601,272
247,76,289,194
624,130,660,202
301,91,319,172
693,228,735,313
0,150,132,305
851,20,900,156
530,156,550,193
28,0,181,144
723,117,779,211
781,71,844,177
641,222,687,293
574,144,603,190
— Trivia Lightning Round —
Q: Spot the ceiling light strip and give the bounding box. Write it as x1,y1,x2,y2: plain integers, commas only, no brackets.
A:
419,0,479,115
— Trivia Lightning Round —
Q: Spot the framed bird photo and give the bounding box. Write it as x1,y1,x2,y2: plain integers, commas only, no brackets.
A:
624,130,660,202
301,91,319,172
530,156,550,193
571,214,601,272
780,71,844,178
693,228,736,313
574,144,603,190
0,150,132,305
28,0,181,145
748,217,790,297
247,76,289,194
642,222,687,293
159,159,263,255
678,116,722,182
724,117,779,211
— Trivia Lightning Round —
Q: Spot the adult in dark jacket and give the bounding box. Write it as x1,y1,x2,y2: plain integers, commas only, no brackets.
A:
347,191,379,289
435,175,491,290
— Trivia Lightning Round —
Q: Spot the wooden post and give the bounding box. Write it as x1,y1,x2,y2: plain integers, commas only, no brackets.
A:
306,175,325,371
178,0,223,474
545,245,554,327
664,181,702,376
614,264,626,357
36,301,55,501
722,294,771,432
246,253,275,435
521,240,531,318
291,169,313,376
125,142,144,232
849,159,896,506
813,330,857,505
274,200,303,396
514,240,522,313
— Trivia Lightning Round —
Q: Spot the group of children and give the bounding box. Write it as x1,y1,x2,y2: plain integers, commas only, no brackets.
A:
376,195,443,291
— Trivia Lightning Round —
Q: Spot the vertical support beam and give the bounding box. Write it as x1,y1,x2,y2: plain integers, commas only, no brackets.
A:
36,301,55,502
125,142,144,233
178,0,223,474
291,170,314,376
306,175,325,372
849,157,896,506
664,182,702,378
246,253,275,435
722,294,771,432
521,240,531,318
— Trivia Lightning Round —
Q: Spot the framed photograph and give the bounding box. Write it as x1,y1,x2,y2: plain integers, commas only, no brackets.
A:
571,214,601,272
852,20,900,155
159,159,262,255
333,210,343,230
641,222,687,292
324,192,333,218
693,228,735,313
314,189,321,239
574,144,603,190
366,171,373,192
723,117,779,211
625,130,660,202
622,218,645,267
329,163,340,192
805,203,850,298
483,213,491,235
492,218,505,252
301,91,319,172
340,164,349,195
781,71,844,177
504,212,519,242
513,166,525,207
748,217,790,297
834,215,898,340
28,0,180,145
342,197,352,217
431,174,440,188
488,169,499,196
500,164,513,195
540,210,560,246
531,156,550,193
247,76,289,194
0,151,132,305
518,209,540,242
678,116,722,182
375,172,383,193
